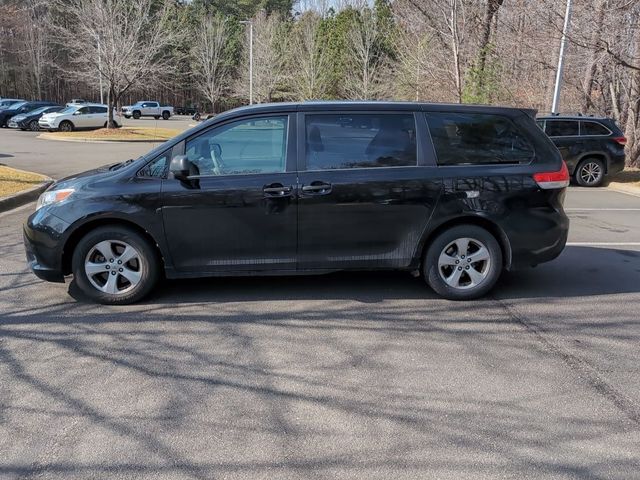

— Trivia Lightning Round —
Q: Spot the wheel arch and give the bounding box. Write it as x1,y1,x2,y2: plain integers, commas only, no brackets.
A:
61,217,166,276
575,152,609,174
417,215,512,271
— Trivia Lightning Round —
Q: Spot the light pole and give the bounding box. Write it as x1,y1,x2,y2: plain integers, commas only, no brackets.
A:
240,20,253,105
551,0,572,113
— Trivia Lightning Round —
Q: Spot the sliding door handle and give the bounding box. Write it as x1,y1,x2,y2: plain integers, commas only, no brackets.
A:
301,182,332,195
263,184,292,197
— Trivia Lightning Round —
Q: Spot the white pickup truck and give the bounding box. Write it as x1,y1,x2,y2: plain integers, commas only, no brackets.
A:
121,101,173,120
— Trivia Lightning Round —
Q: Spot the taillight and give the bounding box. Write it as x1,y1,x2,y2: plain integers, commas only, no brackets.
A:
612,136,627,146
533,162,570,189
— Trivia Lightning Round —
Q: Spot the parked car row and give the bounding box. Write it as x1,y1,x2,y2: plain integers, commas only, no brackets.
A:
0,98,121,131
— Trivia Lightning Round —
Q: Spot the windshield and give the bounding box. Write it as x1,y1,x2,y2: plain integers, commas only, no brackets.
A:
0,100,19,108
24,106,52,116
9,101,27,110
56,106,78,115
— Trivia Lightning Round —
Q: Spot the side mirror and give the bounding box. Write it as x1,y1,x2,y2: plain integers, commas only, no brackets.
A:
169,155,193,181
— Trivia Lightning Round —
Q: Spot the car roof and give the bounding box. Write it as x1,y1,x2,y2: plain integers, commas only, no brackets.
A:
537,114,609,121
215,101,535,118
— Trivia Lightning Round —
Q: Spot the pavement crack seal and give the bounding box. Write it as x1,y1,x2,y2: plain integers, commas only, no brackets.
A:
491,296,640,427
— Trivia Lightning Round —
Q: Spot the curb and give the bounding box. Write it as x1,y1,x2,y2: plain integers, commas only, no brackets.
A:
37,134,163,144
0,179,53,213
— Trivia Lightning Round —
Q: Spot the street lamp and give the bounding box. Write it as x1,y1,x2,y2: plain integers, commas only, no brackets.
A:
551,0,572,113
240,20,253,105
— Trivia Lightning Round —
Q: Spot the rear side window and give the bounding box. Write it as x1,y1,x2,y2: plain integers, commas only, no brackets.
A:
426,112,534,165
304,113,417,170
545,120,579,137
581,121,610,136
89,106,107,114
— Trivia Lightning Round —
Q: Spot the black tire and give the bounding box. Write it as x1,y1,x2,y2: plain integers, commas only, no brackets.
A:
58,120,74,132
575,158,605,187
193,112,201,121
423,225,502,300
132,111,141,119
29,120,40,131
162,111,170,120
124,115,131,119
154,115,160,120
71,226,160,305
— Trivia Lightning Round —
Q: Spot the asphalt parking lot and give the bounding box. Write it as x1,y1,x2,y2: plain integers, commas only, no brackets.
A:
1,130,639,479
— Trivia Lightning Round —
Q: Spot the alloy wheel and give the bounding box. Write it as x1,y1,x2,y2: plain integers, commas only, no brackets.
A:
579,161,603,186
29,120,40,131
84,240,143,295
437,237,491,290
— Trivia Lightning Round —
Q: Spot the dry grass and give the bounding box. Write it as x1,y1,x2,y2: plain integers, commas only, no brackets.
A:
46,126,181,141
0,165,47,198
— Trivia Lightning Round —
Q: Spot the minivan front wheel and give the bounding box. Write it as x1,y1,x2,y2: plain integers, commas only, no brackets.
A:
424,225,502,300
575,158,605,187
71,226,159,304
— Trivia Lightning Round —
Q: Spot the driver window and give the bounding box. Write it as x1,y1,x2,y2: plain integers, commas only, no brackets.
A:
77,107,89,115
184,116,288,176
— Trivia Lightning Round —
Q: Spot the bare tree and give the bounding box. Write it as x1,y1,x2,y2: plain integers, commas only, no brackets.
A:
53,0,179,128
343,8,388,99
22,0,50,99
287,12,331,100
192,14,234,112
394,25,433,101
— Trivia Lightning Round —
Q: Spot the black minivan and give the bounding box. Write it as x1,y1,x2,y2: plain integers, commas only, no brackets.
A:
24,102,570,304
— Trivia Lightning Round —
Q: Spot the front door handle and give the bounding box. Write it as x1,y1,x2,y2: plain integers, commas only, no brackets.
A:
301,182,332,195
263,184,293,197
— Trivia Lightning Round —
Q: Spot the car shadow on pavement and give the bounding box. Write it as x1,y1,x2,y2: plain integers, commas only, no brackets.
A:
64,246,640,305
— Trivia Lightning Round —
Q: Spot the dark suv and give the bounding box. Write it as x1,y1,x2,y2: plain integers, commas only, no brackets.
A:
536,115,626,187
24,102,569,304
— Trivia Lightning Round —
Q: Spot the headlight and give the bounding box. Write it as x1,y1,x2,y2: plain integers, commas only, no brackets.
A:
36,188,74,210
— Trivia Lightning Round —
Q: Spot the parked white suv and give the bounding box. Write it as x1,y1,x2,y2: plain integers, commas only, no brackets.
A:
121,101,173,120
39,103,121,132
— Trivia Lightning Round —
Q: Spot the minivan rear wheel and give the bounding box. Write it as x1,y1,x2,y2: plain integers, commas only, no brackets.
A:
575,158,605,187
71,226,159,305
424,225,502,300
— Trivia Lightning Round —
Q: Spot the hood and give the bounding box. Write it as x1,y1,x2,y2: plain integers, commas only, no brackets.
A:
11,114,26,122
51,158,140,191
41,111,64,119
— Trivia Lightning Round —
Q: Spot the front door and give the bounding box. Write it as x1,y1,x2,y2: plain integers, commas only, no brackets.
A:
161,114,297,273
296,111,442,271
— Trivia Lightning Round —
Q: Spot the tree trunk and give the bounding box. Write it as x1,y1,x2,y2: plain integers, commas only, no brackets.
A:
475,0,504,93
107,85,115,129
581,0,607,113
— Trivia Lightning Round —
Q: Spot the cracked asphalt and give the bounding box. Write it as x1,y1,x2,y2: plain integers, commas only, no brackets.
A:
1,127,639,479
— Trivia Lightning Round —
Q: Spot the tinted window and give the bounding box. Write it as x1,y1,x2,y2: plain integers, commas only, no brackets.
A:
89,106,108,114
304,114,416,170
545,120,579,137
77,107,89,115
185,116,287,176
426,112,534,165
581,121,609,136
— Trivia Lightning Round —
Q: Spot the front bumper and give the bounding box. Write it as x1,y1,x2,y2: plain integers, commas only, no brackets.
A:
8,120,23,129
23,209,71,283
38,119,57,129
